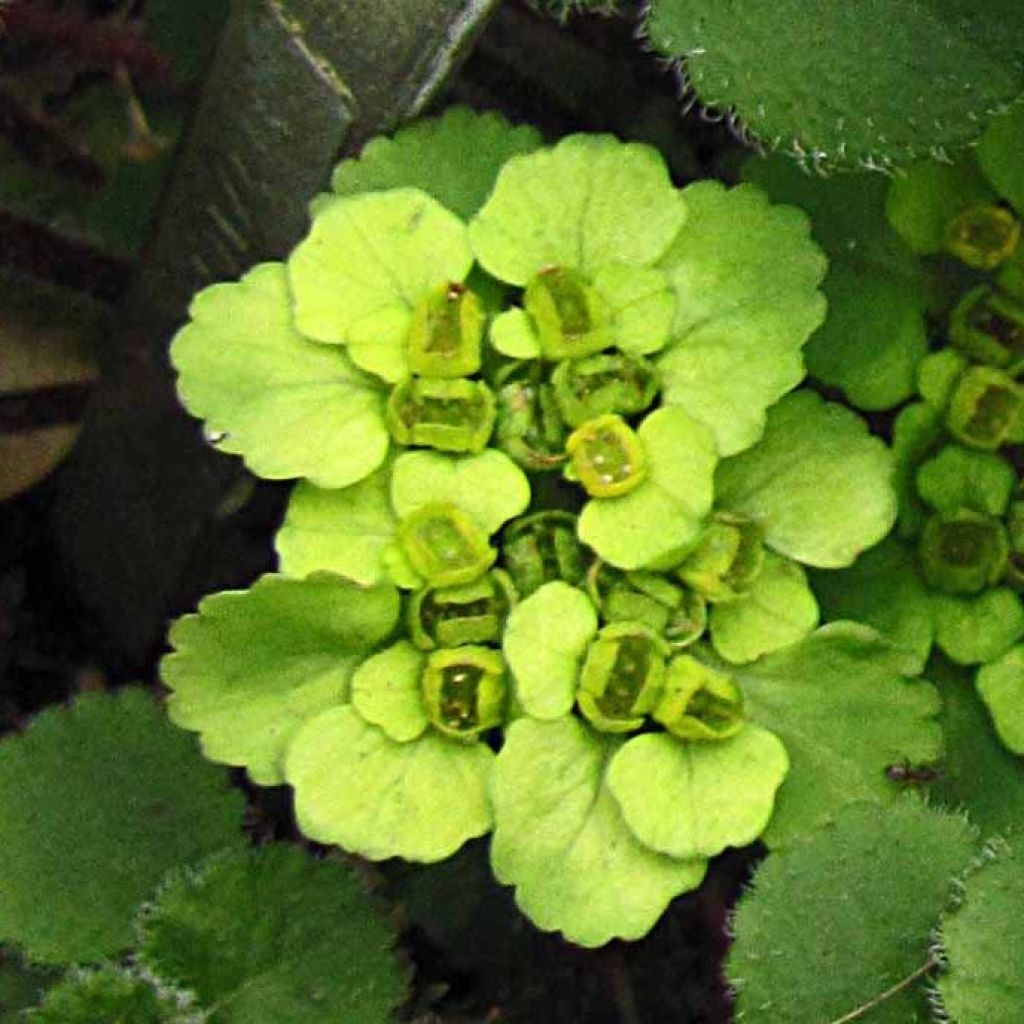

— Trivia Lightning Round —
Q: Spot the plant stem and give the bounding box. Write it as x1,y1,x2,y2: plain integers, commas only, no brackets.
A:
826,957,939,1024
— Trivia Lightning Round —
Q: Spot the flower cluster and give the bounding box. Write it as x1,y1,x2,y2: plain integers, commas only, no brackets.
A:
162,109,939,945
821,103,1024,760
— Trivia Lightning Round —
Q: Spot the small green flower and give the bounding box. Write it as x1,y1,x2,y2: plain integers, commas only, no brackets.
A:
421,646,508,739
919,511,1010,595
943,203,1021,271
676,513,766,603
276,449,530,589
946,365,1024,451
501,511,588,597
575,622,669,733
493,363,568,470
408,570,517,650
652,654,745,741
949,285,1024,372
550,352,660,428
386,376,496,453
396,502,498,587
587,562,707,646
406,282,486,377
565,414,648,498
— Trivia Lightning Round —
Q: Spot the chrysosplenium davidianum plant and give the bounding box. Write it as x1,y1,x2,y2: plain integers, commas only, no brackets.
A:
162,108,940,946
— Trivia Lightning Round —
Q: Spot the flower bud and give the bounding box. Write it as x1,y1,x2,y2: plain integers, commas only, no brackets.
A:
949,285,1024,371
398,502,496,587
502,511,587,597
676,514,765,603
944,203,1020,271
494,364,567,471
587,564,705,647
576,622,668,733
387,376,496,453
408,570,517,650
407,282,485,377
421,646,507,740
551,353,660,428
565,414,646,498
945,365,1024,451
919,510,1010,595
524,266,611,359
653,655,745,742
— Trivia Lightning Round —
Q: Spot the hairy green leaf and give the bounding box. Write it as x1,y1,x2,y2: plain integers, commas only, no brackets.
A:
26,966,195,1024
716,391,896,568
502,582,598,719
645,0,1024,170
288,189,473,381
656,181,825,453
607,726,788,859
730,624,942,846
285,706,493,862
171,263,389,488
938,838,1024,1022
138,845,405,1024
469,134,686,284
709,552,819,664
0,690,244,964
330,107,542,219
728,801,977,1024
163,574,400,784
490,717,706,946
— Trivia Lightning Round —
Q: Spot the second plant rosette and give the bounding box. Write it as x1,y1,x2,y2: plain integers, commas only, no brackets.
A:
162,109,940,946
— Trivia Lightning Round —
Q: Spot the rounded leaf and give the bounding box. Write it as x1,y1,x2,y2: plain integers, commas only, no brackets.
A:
578,406,717,569
490,717,706,947
171,263,389,488
732,624,942,847
978,102,1024,215
469,134,686,284
275,469,397,584
391,449,530,535
162,574,400,784
137,845,406,1024
710,552,819,665
351,641,429,743
288,189,473,381
976,646,1024,754
0,689,244,964
608,726,789,859
810,538,934,673
932,589,1024,666
330,106,542,219
285,706,493,862
503,582,598,720
656,181,826,454
716,391,896,568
